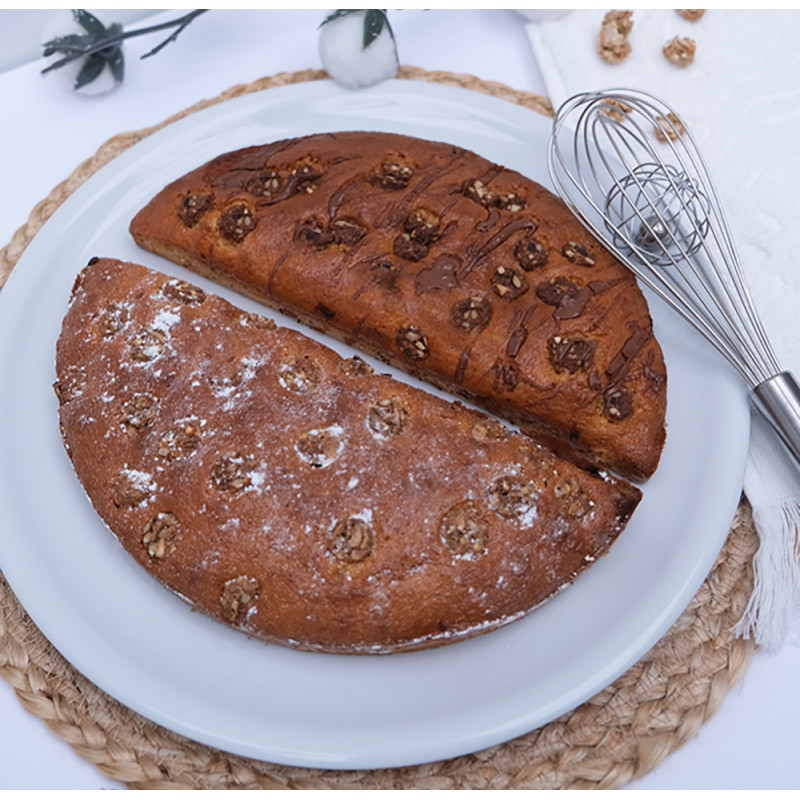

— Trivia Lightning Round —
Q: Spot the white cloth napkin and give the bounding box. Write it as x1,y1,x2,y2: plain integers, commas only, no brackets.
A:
527,9,800,649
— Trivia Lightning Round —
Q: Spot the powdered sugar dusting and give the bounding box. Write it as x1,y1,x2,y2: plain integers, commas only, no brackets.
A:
249,468,267,490
151,306,182,333
121,467,155,492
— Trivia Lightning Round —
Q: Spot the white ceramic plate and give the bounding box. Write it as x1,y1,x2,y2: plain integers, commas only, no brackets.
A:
0,79,749,769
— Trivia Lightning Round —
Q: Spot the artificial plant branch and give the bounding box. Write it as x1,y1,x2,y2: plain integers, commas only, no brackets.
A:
41,9,207,76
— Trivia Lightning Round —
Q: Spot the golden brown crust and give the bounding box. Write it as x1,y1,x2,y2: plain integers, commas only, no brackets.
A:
129,131,667,481
55,258,641,655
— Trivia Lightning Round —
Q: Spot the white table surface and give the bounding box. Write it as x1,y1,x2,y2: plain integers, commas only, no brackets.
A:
0,9,798,791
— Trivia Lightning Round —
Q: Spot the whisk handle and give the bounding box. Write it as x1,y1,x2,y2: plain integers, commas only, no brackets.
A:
751,372,800,467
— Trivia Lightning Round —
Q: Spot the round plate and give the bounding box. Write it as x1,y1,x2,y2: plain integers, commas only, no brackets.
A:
0,79,749,769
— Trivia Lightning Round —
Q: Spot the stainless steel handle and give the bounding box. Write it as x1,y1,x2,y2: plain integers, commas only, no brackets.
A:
751,371,800,466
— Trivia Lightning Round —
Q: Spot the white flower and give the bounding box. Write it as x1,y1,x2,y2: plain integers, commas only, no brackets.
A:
319,10,399,90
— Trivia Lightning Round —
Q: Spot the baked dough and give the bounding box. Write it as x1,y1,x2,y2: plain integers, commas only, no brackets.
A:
55,258,641,654
130,131,667,481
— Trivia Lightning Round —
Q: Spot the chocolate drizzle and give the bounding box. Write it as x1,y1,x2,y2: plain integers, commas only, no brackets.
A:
536,277,591,320
555,289,590,320
476,208,500,232
454,346,472,383
478,164,504,184
643,349,667,393
381,153,466,228
352,255,404,299
587,277,628,294
463,218,537,278
284,164,324,196
415,254,462,294
491,360,519,393
506,304,538,359
219,160,325,207
328,177,367,219
506,326,528,359
267,251,290,295
606,323,651,382
208,140,296,187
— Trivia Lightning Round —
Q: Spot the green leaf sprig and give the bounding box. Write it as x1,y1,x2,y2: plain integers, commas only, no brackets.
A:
42,9,207,91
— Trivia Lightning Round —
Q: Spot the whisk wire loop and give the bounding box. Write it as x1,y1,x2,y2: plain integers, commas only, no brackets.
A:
548,88,782,390
601,135,761,382
646,105,781,381
551,117,755,385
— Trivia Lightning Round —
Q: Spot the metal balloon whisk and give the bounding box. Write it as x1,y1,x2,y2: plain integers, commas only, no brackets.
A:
548,88,800,466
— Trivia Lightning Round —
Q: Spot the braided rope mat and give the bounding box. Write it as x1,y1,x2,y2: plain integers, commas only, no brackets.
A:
0,67,757,789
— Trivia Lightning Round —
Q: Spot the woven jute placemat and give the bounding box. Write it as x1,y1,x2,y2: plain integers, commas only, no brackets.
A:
0,67,758,789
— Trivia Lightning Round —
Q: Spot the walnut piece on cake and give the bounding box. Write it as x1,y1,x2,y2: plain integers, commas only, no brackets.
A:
598,10,634,64
663,35,696,67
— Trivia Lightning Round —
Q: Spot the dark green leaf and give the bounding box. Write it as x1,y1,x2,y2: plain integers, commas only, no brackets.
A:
318,9,395,51
42,32,91,56
363,10,389,49
97,24,124,67
74,53,105,90
106,47,125,84
73,9,108,37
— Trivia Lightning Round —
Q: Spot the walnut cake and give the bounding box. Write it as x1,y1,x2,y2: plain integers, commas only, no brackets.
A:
129,131,667,481
55,258,642,655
